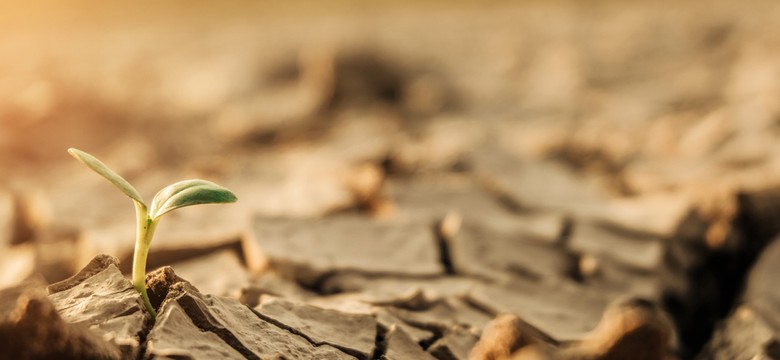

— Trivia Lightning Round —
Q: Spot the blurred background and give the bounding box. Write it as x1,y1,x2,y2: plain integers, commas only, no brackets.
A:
2,0,780,357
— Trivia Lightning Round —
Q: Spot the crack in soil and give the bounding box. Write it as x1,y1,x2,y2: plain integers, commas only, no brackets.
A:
371,324,388,360
249,307,362,359
175,295,260,360
433,219,455,275
135,313,154,360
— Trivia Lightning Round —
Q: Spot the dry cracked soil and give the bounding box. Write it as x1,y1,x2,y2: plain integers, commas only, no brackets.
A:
3,0,780,359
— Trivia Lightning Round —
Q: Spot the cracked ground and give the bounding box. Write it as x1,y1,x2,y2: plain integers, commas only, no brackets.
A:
2,1,780,359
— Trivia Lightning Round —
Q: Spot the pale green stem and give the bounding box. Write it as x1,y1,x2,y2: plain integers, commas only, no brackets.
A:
133,202,158,318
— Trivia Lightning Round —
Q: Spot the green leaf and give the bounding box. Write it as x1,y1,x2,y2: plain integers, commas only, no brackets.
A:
149,179,237,220
68,148,147,207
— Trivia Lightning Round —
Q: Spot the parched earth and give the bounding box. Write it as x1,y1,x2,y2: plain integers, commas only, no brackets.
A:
2,0,780,359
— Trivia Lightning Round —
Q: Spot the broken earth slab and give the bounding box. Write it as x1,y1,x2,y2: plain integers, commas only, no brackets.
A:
385,297,493,335
239,277,445,354
256,292,438,346
150,271,357,360
382,324,437,360
582,191,692,238
427,325,479,360
254,295,377,359
470,144,691,239
386,176,565,242
0,277,123,360
47,254,151,359
467,278,611,341
292,294,486,360
470,146,614,216
252,291,439,348
241,271,480,318
144,266,247,359
446,220,575,283
313,289,432,316
244,215,444,286
145,300,246,360
566,221,664,272
318,273,479,305
376,307,436,345
290,292,376,315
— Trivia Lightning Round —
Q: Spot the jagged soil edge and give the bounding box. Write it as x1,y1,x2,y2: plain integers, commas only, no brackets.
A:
175,293,261,360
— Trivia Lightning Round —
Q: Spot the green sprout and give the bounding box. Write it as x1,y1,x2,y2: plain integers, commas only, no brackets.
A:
68,148,237,318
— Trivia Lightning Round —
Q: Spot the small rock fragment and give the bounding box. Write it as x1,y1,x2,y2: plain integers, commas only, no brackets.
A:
428,326,479,360
469,313,557,360
383,325,437,360
145,265,195,312
376,307,436,344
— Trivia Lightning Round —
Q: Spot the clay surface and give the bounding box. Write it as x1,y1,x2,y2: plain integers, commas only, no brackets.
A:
4,2,780,358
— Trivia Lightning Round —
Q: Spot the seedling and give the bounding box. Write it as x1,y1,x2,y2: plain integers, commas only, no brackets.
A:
68,148,237,318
